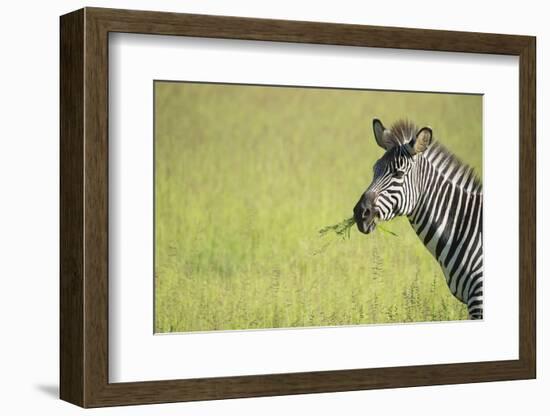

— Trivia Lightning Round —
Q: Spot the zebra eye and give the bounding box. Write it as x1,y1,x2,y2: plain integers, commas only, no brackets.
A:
393,170,405,179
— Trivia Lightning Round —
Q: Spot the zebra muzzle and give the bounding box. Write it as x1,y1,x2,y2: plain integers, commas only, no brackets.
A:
356,218,377,234
353,197,377,235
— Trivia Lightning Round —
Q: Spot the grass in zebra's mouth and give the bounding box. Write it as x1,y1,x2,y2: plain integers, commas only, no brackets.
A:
313,217,398,257
318,217,356,240
318,217,398,240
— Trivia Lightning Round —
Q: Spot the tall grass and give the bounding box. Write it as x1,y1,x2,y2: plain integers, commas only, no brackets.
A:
154,82,482,333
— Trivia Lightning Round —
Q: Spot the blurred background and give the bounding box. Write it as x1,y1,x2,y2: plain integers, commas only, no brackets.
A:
154,81,482,333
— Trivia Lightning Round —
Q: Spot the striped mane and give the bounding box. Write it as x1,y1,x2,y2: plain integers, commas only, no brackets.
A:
386,119,482,194
423,142,482,194
386,119,417,145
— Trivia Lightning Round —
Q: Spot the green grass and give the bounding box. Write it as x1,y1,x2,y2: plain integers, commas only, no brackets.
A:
154,82,482,333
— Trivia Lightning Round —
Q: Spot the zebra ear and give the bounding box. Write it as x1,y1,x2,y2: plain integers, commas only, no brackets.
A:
410,127,433,154
373,118,393,150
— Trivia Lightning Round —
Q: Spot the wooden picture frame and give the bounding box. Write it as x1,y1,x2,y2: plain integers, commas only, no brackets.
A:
60,7,536,408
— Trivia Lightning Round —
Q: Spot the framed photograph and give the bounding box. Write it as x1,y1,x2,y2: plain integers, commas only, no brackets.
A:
60,7,536,408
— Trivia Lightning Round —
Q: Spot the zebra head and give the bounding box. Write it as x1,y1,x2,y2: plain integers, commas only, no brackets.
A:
353,119,433,234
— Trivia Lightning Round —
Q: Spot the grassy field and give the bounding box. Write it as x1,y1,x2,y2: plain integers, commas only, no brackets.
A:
154,82,482,333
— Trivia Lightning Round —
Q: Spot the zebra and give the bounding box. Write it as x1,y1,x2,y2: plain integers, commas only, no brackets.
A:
353,118,483,319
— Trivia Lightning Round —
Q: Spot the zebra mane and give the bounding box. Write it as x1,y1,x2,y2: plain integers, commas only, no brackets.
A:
386,119,482,194
386,119,417,146
423,142,482,194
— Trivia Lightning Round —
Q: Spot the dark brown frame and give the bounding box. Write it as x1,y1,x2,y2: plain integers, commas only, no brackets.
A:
60,7,536,408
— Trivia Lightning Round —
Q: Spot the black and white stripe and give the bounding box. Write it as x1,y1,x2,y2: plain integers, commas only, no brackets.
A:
354,119,483,319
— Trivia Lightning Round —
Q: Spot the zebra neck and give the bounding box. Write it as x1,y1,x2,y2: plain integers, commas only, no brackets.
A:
406,156,480,272
405,146,483,311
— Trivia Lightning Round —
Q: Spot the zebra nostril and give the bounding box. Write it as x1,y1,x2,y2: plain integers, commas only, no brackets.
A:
364,208,371,219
